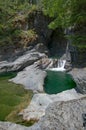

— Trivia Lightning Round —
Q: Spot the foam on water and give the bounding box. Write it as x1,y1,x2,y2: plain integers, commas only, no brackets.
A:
50,60,66,71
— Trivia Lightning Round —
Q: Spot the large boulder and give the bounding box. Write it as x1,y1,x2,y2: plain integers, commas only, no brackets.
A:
0,95,86,130
0,49,46,73
37,96,86,130
69,68,86,94
21,89,83,122
10,64,47,93
0,121,28,130
0,121,40,130
35,57,58,69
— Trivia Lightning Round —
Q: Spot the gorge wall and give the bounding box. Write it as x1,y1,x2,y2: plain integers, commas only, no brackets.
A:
0,10,85,68
0,10,68,63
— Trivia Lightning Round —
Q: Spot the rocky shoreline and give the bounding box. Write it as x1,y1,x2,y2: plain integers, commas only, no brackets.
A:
0,96,86,130
0,48,86,130
69,68,86,94
0,3,86,129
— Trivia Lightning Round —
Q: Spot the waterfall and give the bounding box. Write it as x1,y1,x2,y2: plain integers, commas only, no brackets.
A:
58,60,66,68
49,60,66,71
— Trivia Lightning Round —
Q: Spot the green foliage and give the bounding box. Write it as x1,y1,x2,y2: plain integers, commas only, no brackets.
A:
70,0,86,24
0,0,37,47
71,35,86,48
43,0,86,28
15,29,37,47
43,0,86,47
43,0,71,29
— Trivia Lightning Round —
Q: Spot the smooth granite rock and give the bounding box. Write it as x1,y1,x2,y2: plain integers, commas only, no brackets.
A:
38,96,86,130
0,96,86,130
0,121,28,130
34,57,58,69
21,89,83,121
69,68,86,94
10,64,47,92
0,49,46,73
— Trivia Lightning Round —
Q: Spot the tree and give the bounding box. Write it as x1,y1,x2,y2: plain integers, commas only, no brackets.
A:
0,0,37,46
43,0,71,29
43,0,86,47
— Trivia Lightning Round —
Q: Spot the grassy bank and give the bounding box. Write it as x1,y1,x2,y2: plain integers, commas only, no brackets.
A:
0,72,33,126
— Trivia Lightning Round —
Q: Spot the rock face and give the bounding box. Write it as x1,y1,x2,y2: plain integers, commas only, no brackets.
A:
34,43,49,55
35,57,58,69
76,48,86,67
69,68,86,94
0,11,52,61
0,49,46,73
0,121,29,130
21,89,83,121
33,11,52,45
38,96,86,130
10,64,47,92
48,29,67,58
0,96,86,130
0,121,40,130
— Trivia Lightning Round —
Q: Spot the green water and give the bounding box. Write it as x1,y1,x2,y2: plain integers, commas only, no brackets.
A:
0,72,33,125
44,71,76,94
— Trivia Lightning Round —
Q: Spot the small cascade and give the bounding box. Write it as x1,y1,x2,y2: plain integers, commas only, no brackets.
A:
49,59,66,71
58,60,66,68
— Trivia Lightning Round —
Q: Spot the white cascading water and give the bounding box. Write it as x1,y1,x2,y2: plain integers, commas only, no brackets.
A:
50,59,66,71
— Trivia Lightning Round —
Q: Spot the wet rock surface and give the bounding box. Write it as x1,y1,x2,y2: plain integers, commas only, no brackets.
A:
35,57,58,69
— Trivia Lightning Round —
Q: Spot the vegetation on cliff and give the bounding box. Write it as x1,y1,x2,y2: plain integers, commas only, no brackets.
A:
0,0,37,48
43,0,86,48
0,0,85,66
0,0,85,49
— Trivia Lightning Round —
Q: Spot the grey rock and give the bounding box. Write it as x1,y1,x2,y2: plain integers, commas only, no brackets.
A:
0,46,29,62
35,58,58,69
38,96,86,130
69,68,86,94
21,89,83,121
21,93,52,121
0,121,28,130
65,61,72,71
35,43,49,55
0,95,86,130
10,64,47,92
0,121,41,130
0,49,46,73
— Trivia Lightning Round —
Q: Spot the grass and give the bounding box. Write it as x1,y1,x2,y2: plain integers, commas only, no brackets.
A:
0,72,33,126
